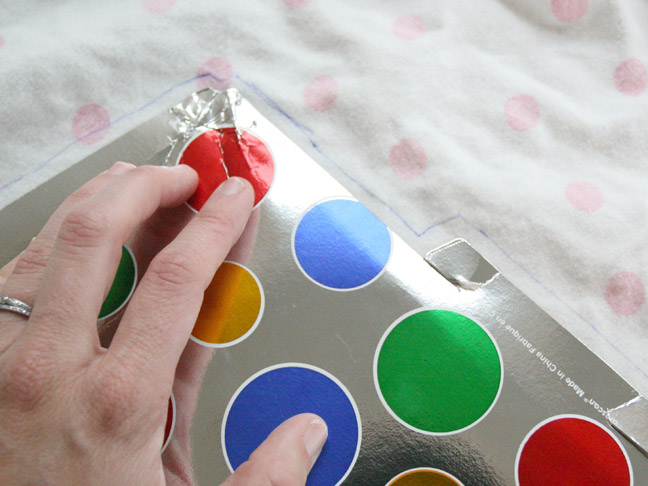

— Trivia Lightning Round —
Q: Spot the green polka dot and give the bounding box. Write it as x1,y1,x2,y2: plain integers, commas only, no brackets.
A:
376,310,502,434
99,246,136,319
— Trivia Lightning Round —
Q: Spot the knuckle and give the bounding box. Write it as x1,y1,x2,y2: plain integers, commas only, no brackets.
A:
88,366,141,429
66,184,99,205
200,211,237,245
132,165,158,178
148,250,199,289
232,461,262,483
13,242,51,277
128,165,161,187
234,460,302,486
139,213,169,241
1,343,52,410
58,208,113,248
265,465,303,486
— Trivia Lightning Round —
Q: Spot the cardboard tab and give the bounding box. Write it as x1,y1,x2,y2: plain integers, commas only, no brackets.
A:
425,239,499,289
609,396,648,458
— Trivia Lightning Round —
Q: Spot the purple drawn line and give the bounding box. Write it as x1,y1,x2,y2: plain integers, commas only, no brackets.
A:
477,228,647,380
235,75,314,140
238,77,647,381
238,76,430,237
7,73,646,382
1,74,210,193
483,230,648,379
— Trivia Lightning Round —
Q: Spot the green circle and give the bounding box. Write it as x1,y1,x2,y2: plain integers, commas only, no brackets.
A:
376,309,502,434
98,246,136,319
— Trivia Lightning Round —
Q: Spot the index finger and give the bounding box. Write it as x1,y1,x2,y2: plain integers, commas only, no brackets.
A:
105,177,254,387
23,165,198,354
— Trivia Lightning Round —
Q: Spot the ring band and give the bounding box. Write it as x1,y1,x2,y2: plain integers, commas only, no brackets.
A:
0,295,32,318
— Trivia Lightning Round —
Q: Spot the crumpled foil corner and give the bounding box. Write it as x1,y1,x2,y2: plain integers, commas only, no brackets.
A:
164,88,242,166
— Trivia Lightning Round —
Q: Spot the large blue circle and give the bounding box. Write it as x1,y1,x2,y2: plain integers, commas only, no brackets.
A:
293,199,391,290
223,365,361,486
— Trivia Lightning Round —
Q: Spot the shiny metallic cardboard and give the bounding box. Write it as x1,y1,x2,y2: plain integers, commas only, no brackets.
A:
0,88,645,485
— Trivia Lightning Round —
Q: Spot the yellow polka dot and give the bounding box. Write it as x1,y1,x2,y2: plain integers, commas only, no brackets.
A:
387,468,464,486
191,262,263,347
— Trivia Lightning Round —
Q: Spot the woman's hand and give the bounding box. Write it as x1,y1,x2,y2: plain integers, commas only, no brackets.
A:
0,162,327,486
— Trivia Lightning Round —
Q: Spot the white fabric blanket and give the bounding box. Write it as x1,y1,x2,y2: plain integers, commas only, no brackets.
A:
1,0,647,395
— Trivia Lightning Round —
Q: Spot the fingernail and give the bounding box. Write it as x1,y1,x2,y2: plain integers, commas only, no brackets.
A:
107,162,135,175
303,418,328,465
169,163,196,173
216,177,249,196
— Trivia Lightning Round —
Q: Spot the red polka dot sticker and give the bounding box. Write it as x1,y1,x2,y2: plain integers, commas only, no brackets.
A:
197,57,234,91
390,138,427,179
614,58,648,96
551,0,588,23
504,94,540,131
516,415,632,486
72,104,110,145
303,75,338,112
605,271,645,317
178,128,274,211
141,0,176,13
565,181,604,212
393,15,427,39
283,0,310,9
161,393,176,453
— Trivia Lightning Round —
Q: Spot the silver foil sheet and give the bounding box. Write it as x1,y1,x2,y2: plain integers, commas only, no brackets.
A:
0,88,646,486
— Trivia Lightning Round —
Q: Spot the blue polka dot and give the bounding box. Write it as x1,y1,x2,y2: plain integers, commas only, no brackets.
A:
293,199,391,290
223,365,361,486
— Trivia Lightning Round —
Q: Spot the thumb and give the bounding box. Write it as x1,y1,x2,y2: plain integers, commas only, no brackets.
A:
222,413,328,486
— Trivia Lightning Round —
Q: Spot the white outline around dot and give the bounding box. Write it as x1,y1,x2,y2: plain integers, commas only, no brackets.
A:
189,261,265,349
514,414,633,486
161,392,176,454
291,197,393,292
98,245,137,322
221,363,362,486
373,307,504,436
175,127,276,213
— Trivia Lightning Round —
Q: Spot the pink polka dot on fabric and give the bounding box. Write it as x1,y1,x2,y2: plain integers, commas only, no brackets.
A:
605,271,645,316
504,94,540,131
0,36,5,48
141,0,176,13
303,75,338,112
551,0,588,22
390,139,428,179
393,15,427,39
197,57,234,91
614,58,648,96
283,0,310,9
72,104,110,145
565,182,604,212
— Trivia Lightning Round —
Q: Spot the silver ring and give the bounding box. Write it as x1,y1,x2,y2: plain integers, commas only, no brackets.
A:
0,295,32,318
